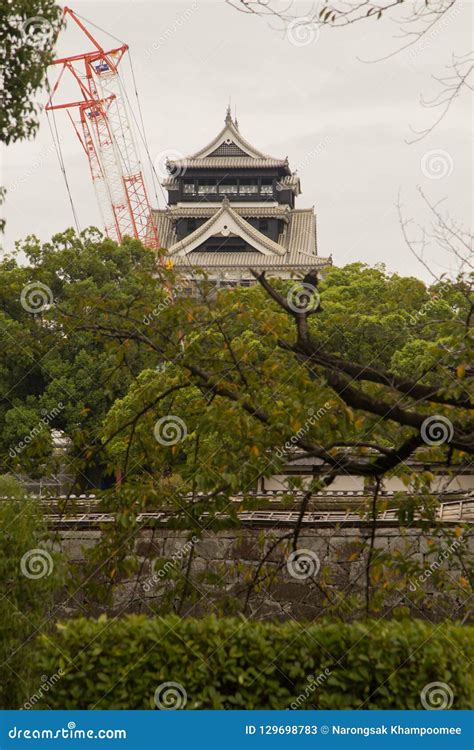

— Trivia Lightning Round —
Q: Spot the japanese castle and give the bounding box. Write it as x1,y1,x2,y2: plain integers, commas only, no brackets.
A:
152,108,331,285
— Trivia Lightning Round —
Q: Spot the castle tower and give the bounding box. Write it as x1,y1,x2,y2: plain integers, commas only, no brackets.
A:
152,109,331,286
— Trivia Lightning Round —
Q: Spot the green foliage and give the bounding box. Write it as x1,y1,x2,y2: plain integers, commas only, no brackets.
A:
1,0,62,145
0,477,63,708
36,616,473,709
0,230,165,484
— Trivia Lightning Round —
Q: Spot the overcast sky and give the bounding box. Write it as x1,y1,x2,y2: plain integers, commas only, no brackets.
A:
2,0,472,281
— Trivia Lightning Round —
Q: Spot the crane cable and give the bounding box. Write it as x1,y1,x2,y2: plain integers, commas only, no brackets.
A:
128,53,165,210
70,9,166,209
45,76,82,235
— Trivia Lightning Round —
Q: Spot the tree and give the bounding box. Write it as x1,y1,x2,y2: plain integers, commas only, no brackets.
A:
4,228,471,490
2,228,472,616
46,231,468,615
0,229,164,488
1,0,61,145
0,475,63,708
1,0,61,232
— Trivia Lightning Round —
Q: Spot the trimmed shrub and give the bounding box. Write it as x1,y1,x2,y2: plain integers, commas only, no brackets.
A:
36,616,473,709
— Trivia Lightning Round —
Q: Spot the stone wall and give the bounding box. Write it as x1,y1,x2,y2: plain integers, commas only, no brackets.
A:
57,522,473,622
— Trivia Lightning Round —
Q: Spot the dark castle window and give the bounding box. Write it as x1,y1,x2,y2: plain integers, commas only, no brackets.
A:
239,178,259,195
197,179,217,194
261,179,273,196
191,236,251,253
218,179,238,195
183,180,195,195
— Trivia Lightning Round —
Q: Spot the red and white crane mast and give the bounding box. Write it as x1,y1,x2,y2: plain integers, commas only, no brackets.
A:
46,7,159,250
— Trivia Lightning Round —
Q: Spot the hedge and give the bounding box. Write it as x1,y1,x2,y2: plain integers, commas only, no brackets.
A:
35,616,473,709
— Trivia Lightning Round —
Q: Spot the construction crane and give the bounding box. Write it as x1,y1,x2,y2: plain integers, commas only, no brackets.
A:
46,7,159,250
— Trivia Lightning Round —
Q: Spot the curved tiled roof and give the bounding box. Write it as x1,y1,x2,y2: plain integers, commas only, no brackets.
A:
151,202,330,272
167,157,288,170
166,109,289,173
190,108,280,160
170,252,329,271
276,173,301,196
167,199,287,257
166,205,291,220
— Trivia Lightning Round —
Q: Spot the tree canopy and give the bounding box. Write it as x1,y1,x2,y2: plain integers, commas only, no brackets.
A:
2,229,472,497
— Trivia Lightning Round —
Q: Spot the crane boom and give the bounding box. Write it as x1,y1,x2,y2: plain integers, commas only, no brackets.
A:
46,7,159,250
